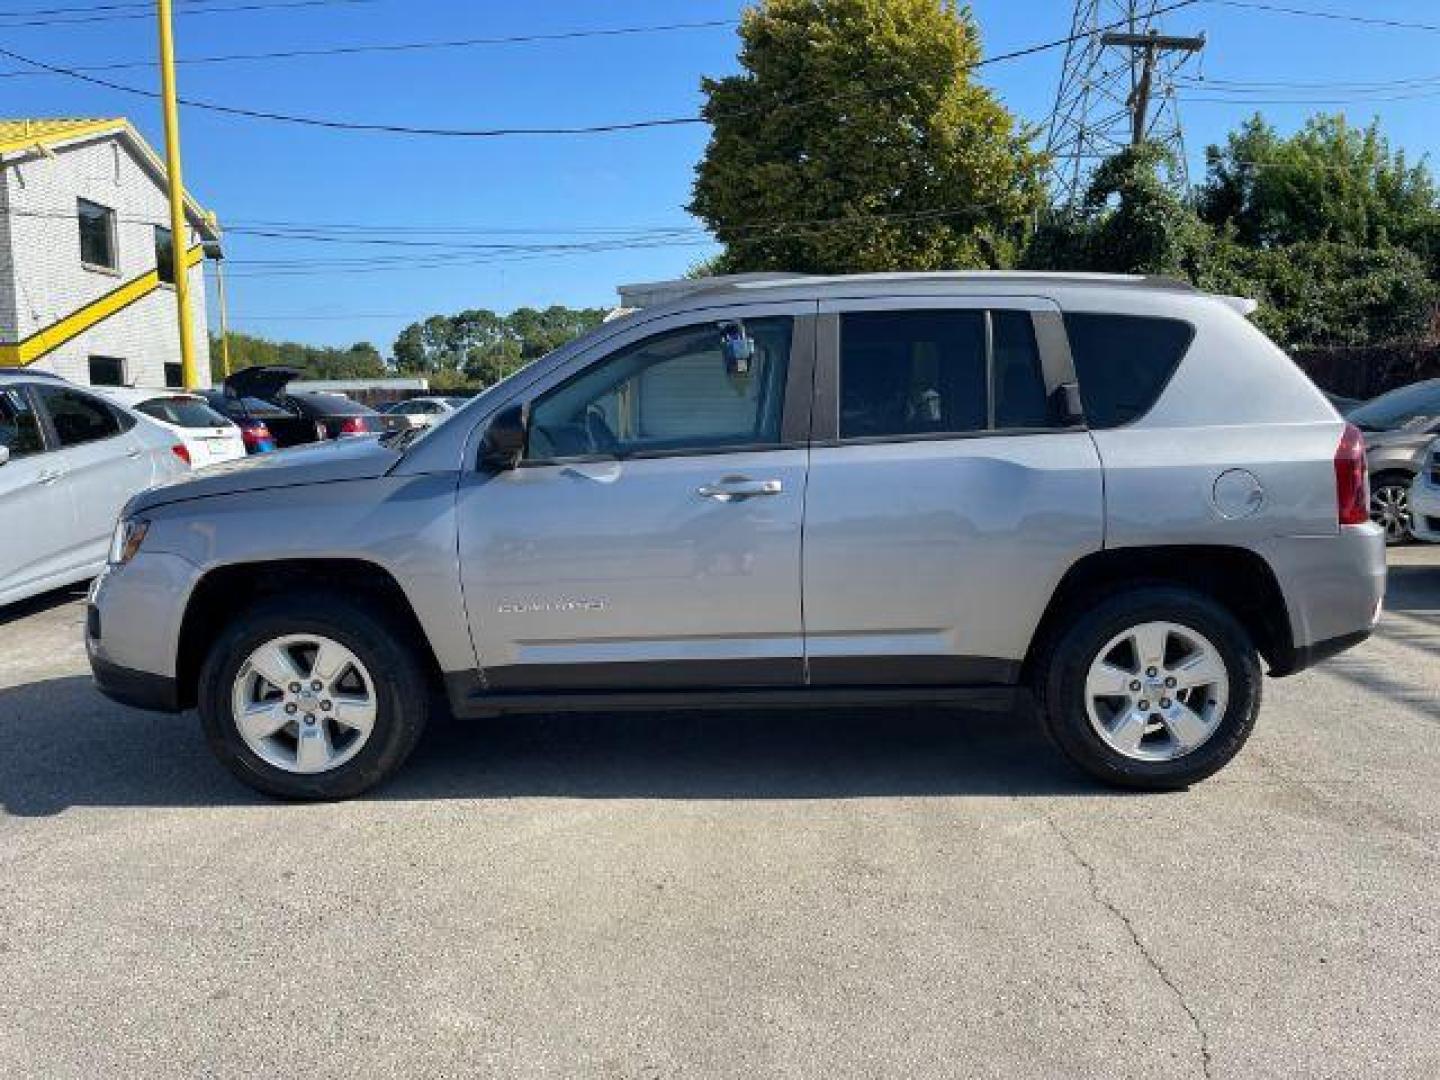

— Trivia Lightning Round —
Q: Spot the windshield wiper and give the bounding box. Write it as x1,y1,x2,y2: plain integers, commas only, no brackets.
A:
379,426,421,449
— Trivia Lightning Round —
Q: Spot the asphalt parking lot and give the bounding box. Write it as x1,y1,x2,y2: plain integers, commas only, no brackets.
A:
2,551,1438,1079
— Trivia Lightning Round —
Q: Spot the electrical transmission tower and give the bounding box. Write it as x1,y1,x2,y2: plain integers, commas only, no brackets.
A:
1045,2,1206,205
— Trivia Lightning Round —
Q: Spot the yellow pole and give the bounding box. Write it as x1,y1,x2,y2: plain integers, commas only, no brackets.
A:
214,255,231,377
156,0,198,388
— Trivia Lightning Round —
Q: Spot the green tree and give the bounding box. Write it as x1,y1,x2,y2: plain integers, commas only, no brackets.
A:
1194,239,1437,349
1199,114,1440,264
1025,142,1205,277
690,0,1046,274
390,305,607,386
210,334,388,379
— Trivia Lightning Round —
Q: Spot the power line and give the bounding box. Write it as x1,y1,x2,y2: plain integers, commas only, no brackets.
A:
0,0,377,29
1204,0,1440,34
0,0,1201,139
0,18,734,78
1181,86,1440,105
1178,73,1440,91
0,200,1035,248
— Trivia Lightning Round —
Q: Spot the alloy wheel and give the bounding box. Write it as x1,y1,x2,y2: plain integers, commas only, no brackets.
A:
230,633,377,774
1084,621,1229,763
1370,483,1412,544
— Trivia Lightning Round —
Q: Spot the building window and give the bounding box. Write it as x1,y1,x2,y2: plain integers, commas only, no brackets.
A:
154,225,175,285
88,356,127,387
77,198,118,270
164,362,184,388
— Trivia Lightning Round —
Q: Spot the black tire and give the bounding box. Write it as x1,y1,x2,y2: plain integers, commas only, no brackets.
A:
197,591,429,800
1369,472,1415,546
1035,586,1262,791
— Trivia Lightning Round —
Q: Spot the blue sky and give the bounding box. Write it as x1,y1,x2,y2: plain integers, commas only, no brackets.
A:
3,0,1439,355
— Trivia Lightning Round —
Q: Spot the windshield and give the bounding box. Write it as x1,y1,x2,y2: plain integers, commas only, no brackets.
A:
136,395,232,429
1348,381,1440,432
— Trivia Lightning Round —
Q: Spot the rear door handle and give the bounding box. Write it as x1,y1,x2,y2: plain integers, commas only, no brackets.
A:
697,478,783,502
36,469,62,485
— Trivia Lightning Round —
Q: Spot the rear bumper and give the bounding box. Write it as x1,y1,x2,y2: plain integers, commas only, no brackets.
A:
1268,627,1373,677
89,652,182,712
1261,524,1386,676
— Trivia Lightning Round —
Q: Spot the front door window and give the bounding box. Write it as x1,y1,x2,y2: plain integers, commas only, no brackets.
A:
527,317,792,461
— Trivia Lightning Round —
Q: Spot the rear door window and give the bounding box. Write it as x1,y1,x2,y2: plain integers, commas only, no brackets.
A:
840,311,987,438
991,310,1052,429
1064,313,1193,429
838,309,1057,439
32,386,127,447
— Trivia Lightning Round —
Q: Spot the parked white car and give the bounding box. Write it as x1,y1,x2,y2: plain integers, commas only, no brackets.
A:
0,370,189,606
98,387,246,469
1409,438,1440,543
384,395,470,429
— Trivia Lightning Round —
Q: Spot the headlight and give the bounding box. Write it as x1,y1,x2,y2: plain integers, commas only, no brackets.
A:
108,517,150,566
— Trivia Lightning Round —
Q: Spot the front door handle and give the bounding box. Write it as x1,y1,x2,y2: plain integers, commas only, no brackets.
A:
36,469,62,485
697,477,783,502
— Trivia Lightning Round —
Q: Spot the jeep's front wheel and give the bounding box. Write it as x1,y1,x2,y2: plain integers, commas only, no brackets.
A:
1038,587,1261,790
197,593,429,800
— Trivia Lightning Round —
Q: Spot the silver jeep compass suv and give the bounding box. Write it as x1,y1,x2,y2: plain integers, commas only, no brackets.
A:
87,273,1385,799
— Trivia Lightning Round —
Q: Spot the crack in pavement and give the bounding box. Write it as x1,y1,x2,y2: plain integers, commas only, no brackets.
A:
1044,815,1215,1080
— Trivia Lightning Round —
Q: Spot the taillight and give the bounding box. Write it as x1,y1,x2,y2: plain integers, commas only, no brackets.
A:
171,443,192,467
1334,422,1369,526
239,423,275,453
339,416,368,435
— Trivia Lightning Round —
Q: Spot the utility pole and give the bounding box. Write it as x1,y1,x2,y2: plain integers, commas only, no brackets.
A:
205,238,230,377
156,0,199,388
1045,2,1206,205
1099,29,1206,147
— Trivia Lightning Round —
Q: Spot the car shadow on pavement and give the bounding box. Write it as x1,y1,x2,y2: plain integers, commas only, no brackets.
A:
1385,563,1440,615
0,583,89,628
0,676,1100,816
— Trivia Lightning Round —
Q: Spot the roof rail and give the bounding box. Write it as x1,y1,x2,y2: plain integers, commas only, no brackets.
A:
0,367,63,379
616,272,809,310
614,270,1208,309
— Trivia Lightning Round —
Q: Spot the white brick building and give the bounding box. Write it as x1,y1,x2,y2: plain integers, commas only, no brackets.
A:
0,117,219,389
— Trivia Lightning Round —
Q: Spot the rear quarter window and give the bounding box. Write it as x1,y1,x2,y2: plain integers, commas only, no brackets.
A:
1064,313,1194,429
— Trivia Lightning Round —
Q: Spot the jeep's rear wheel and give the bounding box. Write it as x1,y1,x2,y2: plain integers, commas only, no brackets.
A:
1038,587,1261,790
198,592,428,800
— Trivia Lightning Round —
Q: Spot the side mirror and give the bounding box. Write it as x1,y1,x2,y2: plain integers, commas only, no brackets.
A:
719,321,755,376
479,401,528,472
0,445,9,467
1052,382,1084,427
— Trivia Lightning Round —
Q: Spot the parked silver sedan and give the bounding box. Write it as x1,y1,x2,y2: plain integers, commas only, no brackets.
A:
0,370,188,606
384,395,471,429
